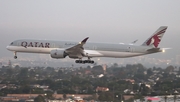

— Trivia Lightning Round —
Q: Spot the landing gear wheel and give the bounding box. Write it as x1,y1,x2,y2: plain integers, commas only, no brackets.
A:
75,60,79,63
14,52,17,59
14,56,17,59
82,60,86,64
75,59,94,64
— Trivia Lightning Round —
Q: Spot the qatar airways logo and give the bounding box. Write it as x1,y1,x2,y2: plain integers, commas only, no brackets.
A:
146,28,167,47
21,41,50,48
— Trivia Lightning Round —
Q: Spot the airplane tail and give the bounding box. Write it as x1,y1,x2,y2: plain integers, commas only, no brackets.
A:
142,26,168,48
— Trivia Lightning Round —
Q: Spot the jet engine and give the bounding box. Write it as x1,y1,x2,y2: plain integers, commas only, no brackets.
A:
50,49,67,59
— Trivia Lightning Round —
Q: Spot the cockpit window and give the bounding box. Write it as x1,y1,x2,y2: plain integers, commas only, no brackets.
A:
10,42,13,45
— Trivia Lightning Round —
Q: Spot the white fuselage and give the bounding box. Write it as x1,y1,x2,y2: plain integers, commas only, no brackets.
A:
6,39,160,58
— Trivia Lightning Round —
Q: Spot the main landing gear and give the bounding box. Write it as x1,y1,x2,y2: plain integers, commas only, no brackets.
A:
14,52,17,59
75,60,94,64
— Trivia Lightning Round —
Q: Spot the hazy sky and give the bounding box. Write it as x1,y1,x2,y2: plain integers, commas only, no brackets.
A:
0,0,180,63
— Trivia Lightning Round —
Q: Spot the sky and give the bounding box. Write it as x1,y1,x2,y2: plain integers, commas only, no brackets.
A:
0,0,180,66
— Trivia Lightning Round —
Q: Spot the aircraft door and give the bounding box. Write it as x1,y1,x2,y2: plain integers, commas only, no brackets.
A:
93,46,97,50
127,47,133,52
17,41,21,46
52,43,55,48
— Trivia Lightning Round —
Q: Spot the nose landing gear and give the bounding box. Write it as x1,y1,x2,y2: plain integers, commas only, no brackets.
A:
14,52,17,59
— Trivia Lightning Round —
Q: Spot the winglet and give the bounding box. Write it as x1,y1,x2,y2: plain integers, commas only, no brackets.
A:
131,39,138,44
80,37,89,44
129,39,138,45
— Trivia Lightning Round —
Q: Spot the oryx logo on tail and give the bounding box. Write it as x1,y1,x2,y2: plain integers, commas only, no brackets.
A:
142,26,168,48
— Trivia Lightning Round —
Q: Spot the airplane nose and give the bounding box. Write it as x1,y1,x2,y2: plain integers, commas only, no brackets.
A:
6,46,10,50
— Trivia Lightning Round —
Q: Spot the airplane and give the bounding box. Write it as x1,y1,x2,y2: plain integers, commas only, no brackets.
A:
6,26,168,64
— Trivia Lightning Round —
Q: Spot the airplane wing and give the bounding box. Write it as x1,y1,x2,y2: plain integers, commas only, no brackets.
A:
160,48,171,52
146,47,171,53
131,39,138,44
65,37,89,58
147,48,160,52
129,39,138,45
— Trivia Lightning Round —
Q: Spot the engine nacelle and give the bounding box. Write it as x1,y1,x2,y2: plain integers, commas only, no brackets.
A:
50,49,67,59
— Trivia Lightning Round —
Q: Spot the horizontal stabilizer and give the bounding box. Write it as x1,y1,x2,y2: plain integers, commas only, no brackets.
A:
147,48,160,52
